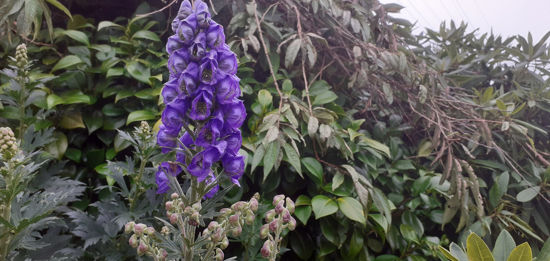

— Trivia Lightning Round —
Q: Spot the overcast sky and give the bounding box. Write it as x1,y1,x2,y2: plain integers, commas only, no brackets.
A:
380,0,550,41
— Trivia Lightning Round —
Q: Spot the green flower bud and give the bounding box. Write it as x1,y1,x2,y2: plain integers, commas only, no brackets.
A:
273,194,285,206
288,216,297,231
161,226,170,235
137,241,148,256
125,221,135,234
215,248,224,261
259,224,269,239
129,234,139,248
249,197,258,212
15,44,28,68
145,227,155,235
220,237,229,249
171,192,180,199
231,226,242,237
285,197,295,214
265,209,276,222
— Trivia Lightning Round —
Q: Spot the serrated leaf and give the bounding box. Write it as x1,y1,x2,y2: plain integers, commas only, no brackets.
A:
311,195,338,219
282,142,302,177
337,197,365,224
52,55,83,72
285,38,302,68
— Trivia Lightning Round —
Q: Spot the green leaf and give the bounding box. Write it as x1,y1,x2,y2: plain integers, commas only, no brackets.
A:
516,186,540,202
537,237,550,261
313,91,337,105
393,159,415,170
46,132,68,160
493,230,516,261
311,195,338,219
98,21,124,31
126,110,156,125
65,147,82,163
258,89,273,107
364,138,391,157
332,172,344,191
400,224,418,243
302,157,323,184
348,230,364,258
337,197,365,224
46,91,91,109
290,230,314,260
308,116,319,136
52,55,83,72
263,141,280,181
285,38,302,68
506,243,531,261
282,142,302,177
439,246,459,261
83,111,103,134
132,30,160,41
450,243,469,261
371,187,392,225
114,132,131,153
126,61,151,84
59,111,85,129
467,233,495,261
45,0,72,19
251,144,265,173
295,205,312,225
62,30,89,45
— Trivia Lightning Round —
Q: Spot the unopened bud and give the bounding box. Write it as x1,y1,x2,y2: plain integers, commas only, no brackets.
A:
275,201,284,214
245,213,255,225
129,234,139,248
261,240,272,257
134,223,146,235
220,237,229,249
260,224,269,239
189,211,200,226
285,197,295,214
232,201,245,211
125,221,135,234
282,209,291,223
171,193,179,199
137,241,148,255
269,220,278,233
219,208,231,215
208,221,218,231
145,227,155,235
184,206,193,215
265,209,276,222
273,194,285,206
170,213,179,224
229,214,239,226
231,226,242,237
249,197,259,212
161,226,170,235
215,248,224,261
192,202,201,211
288,217,297,231
165,201,173,211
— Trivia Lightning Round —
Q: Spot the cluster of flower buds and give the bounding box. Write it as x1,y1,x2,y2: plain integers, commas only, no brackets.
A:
155,0,246,198
15,44,28,70
125,221,167,260
165,192,202,226
200,194,259,260
0,127,18,160
260,195,296,259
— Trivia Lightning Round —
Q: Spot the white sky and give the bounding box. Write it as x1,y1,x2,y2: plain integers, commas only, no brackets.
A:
380,0,550,40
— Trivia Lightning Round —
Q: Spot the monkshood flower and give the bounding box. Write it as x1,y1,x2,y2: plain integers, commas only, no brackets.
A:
156,0,246,197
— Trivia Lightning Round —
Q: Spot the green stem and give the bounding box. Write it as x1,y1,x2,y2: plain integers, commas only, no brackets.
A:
130,158,147,211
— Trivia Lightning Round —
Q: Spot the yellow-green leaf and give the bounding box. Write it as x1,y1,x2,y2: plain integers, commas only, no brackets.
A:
506,243,531,261
467,233,495,261
439,246,459,261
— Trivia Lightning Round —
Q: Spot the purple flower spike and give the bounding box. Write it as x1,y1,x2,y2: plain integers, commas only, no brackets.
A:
223,100,246,130
189,89,213,121
158,0,246,196
222,153,245,185
177,0,193,19
206,23,225,49
216,75,240,104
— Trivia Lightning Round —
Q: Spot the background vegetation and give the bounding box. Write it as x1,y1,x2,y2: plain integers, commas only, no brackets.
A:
0,0,549,260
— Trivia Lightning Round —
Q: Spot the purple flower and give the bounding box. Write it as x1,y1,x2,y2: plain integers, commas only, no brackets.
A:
177,0,193,19
195,111,223,147
222,153,245,185
161,98,189,131
189,89,213,121
155,162,182,194
223,130,242,155
166,35,183,55
204,173,219,198
217,47,238,75
162,77,179,104
157,124,178,153
189,33,206,61
177,20,195,45
178,62,199,95
215,75,240,104
199,52,219,85
222,100,246,130
168,49,189,76
195,1,211,28
206,23,225,49
187,141,227,181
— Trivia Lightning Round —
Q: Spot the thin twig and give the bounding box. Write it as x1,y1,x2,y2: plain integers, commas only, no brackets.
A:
136,0,179,17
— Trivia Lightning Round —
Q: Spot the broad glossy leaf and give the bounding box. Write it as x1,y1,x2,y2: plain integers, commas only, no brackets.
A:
302,157,323,184
311,195,338,219
516,186,540,202
285,38,301,68
467,233,495,261
132,30,160,41
62,30,89,45
52,55,83,72
258,89,272,107
126,110,156,125
46,132,68,159
282,142,302,177
337,197,365,224
263,141,280,181
506,243,531,261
